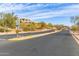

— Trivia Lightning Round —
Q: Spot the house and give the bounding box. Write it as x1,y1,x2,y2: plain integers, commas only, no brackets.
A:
20,18,32,24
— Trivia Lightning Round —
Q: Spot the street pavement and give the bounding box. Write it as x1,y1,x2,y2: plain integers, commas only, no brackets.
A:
0,30,79,56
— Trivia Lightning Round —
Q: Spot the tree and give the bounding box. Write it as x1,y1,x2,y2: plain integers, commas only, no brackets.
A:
39,22,47,29
0,13,18,29
71,16,79,25
71,16,79,32
47,23,53,29
0,20,4,26
3,13,18,28
28,22,37,31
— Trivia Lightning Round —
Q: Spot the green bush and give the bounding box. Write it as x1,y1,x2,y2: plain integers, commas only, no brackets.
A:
0,28,11,32
16,29,21,34
5,29,11,32
71,25,78,31
0,28,4,32
23,28,29,31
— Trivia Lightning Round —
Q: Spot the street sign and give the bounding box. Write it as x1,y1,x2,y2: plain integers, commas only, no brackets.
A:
16,19,20,38
16,19,20,26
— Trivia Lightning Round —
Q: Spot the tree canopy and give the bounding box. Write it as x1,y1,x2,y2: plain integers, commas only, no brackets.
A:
0,13,18,28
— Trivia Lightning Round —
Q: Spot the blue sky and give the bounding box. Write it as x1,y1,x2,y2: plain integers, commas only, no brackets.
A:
0,3,79,26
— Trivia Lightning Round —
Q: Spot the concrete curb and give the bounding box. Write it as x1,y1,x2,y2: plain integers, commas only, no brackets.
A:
8,30,61,42
70,31,79,45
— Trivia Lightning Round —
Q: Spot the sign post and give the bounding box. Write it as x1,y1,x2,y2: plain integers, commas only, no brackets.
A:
16,19,20,38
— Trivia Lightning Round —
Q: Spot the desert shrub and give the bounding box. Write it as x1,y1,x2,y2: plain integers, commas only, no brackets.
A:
0,28,4,32
16,29,21,34
71,25,78,31
0,28,11,32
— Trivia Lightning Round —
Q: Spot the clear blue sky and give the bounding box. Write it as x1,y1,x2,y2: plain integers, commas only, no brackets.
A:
0,3,79,26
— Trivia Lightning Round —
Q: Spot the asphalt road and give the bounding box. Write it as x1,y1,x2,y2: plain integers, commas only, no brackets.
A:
0,30,79,56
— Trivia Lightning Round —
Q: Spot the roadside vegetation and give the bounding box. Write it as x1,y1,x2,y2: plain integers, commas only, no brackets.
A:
0,13,65,33
71,16,79,32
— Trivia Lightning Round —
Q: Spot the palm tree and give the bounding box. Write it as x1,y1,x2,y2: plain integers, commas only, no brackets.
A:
71,16,79,24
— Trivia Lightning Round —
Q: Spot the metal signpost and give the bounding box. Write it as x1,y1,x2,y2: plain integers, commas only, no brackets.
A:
16,19,20,38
